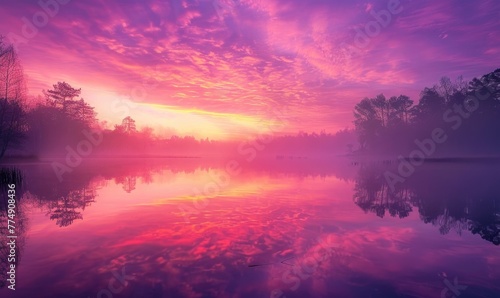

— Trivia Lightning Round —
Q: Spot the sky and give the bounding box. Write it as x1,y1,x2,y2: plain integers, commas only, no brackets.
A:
1,0,499,140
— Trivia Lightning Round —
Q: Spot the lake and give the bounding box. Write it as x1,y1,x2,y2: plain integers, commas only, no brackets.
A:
1,158,499,298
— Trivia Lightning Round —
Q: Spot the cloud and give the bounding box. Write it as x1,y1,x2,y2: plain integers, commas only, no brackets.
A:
0,0,498,138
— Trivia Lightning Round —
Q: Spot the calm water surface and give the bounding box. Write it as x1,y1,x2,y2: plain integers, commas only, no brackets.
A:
1,158,499,298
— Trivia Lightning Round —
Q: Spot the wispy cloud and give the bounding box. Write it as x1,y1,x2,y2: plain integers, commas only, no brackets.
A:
1,0,498,138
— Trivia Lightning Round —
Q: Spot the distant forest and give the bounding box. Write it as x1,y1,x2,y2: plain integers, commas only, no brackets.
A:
0,37,355,160
3,35,499,161
353,68,500,157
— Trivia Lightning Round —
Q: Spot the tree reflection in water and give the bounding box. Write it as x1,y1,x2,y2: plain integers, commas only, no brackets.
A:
0,168,27,289
352,161,500,245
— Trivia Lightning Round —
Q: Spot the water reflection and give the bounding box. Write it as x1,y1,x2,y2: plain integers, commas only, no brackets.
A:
0,159,499,297
353,161,500,245
0,168,27,290
46,186,97,227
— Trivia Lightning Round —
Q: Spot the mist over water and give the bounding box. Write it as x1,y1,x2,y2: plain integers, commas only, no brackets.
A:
1,2,500,297
0,158,499,297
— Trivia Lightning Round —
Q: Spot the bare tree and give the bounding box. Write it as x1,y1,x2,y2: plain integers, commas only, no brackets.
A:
0,38,26,158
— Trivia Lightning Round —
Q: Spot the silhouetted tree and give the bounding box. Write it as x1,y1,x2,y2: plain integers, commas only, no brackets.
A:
411,87,446,123
371,94,389,127
353,98,382,150
352,68,500,156
44,81,96,125
121,116,137,134
467,69,500,114
388,95,413,125
0,38,26,158
66,98,97,125
44,82,81,110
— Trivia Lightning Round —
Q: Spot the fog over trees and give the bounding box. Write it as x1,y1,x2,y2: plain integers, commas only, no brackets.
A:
0,37,26,158
0,38,355,161
2,36,499,161
353,69,500,156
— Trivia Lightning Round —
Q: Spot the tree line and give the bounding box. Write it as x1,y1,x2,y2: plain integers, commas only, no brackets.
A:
0,37,217,159
353,69,500,156
0,36,356,160
0,37,26,158
0,37,102,158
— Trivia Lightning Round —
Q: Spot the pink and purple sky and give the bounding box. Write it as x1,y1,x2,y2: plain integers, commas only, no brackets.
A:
1,0,499,139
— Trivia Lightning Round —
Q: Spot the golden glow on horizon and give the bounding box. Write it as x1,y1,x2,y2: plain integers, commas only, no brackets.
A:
138,102,286,138
81,86,287,140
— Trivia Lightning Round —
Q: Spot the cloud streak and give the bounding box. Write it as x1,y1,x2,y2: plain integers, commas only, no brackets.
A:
1,0,499,138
